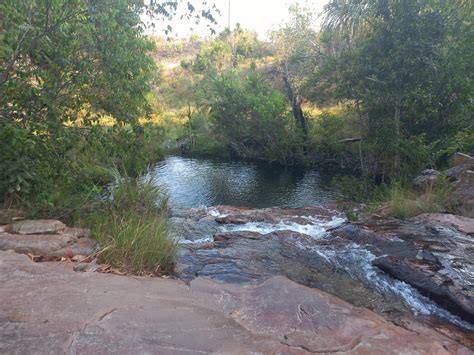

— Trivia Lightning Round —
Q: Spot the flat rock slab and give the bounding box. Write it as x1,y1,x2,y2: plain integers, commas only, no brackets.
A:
10,220,66,235
0,251,470,354
0,232,96,260
416,213,474,235
0,233,73,255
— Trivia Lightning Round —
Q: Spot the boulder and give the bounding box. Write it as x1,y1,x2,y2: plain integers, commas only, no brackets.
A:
10,219,66,235
413,169,440,191
452,169,474,214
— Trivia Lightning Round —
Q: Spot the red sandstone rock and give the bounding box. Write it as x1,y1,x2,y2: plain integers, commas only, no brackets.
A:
416,213,474,235
10,219,66,235
0,251,470,354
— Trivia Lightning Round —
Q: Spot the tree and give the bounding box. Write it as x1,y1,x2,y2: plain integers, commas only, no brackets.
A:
270,4,322,139
0,0,219,200
320,0,474,179
206,69,304,164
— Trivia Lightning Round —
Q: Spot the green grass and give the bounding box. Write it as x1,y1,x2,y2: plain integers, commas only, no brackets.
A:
80,169,178,275
92,211,178,275
335,175,456,220
384,184,441,219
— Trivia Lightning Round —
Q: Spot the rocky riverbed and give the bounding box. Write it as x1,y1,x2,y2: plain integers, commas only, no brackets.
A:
172,205,474,345
1,206,473,352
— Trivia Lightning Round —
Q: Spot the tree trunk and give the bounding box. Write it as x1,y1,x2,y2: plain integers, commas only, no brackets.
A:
355,101,366,176
394,96,401,178
283,61,308,138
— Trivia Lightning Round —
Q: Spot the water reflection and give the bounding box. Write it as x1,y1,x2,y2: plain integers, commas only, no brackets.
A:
147,156,340,209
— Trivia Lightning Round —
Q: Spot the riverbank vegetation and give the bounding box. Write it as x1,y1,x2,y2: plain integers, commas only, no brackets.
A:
81,170,177,274
1,1,473,272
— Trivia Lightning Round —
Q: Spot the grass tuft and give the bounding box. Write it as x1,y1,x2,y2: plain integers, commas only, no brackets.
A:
82,169,178,275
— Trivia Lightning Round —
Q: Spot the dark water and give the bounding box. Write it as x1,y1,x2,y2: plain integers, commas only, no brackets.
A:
147,156,341,209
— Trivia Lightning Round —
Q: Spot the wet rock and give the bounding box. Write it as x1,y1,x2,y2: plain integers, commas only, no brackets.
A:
213,231,262,241
170,212,220,242
373,256,473,323
9,219,66,235
214,205,339,225
332,218,474,323
177,228,421,327
0,250,469,354
416,213,474,235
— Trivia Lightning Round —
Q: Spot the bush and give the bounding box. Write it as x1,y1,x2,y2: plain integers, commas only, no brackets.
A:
1,123,165,219
309,109,360,169
207,69,304,164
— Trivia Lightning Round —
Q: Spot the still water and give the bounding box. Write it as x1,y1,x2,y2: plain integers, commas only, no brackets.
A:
147,156,341,209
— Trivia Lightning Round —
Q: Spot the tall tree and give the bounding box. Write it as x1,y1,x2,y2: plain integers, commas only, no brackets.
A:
321,0,473,179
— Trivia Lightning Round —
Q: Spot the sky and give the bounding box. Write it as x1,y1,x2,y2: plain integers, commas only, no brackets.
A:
147,0,329,39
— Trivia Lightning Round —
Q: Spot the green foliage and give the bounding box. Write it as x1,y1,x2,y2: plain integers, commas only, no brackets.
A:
192,26,266,74
0,123,43,199
270,3,321,100
320,0,474,180
85,172,177,275
0,0,156,205
335,175,456,220
308,110,360,169
207,69,304,164
1,123,164,220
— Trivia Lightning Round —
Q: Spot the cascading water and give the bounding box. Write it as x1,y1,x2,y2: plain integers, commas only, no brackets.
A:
151,156,473,332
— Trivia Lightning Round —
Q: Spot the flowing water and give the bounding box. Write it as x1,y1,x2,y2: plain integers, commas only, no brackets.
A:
148,156,473,332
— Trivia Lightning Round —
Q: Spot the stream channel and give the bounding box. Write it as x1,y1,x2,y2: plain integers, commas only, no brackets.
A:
147,155,474,334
